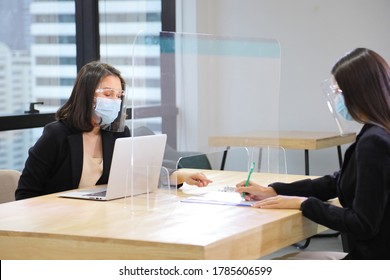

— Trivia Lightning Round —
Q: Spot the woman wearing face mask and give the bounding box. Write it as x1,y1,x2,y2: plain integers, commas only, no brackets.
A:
236,48,390,259
16,61,211,200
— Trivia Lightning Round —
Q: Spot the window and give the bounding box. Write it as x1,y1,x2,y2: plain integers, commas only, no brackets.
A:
0,0,172,170
0,0,76,170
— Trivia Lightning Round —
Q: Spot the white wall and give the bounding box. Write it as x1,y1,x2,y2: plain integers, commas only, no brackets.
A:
177,0,390,176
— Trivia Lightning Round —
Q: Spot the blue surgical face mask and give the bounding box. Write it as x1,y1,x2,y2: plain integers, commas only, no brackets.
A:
94,97,122,125
336,94,353,121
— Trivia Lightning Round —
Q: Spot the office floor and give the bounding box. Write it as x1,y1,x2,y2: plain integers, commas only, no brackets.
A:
260,230,344,259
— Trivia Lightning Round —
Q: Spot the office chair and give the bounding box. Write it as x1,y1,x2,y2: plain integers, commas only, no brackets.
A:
0,169,21,203
176,153,212,170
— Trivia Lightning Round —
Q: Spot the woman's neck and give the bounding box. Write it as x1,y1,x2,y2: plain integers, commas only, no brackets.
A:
83,127,102,158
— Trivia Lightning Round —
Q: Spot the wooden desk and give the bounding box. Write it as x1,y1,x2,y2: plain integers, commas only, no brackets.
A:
209,131,356,175
0,170,327,260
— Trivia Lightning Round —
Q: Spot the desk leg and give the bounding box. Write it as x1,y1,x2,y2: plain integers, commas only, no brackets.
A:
220,146,230,170
257,148,263,172
294,238,311,250
304,149,309,175
295,149,312,249
337,145,343,168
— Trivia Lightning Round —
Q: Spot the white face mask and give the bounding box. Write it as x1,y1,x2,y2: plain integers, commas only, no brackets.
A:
94,97,122,125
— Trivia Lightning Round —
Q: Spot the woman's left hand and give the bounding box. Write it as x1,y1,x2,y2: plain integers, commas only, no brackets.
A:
252,195,307,209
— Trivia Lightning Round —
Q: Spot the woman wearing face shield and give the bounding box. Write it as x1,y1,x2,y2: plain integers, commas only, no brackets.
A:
16,61,211,200
236,48,390,259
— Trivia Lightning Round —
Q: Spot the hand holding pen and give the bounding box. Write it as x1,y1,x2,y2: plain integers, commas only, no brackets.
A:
236,163,278,201
241,161,255,199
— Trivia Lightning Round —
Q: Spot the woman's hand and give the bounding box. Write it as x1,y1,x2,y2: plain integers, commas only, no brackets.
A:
252,195,307,209
171,171,213,187
183,172,213,187
235,180,277,201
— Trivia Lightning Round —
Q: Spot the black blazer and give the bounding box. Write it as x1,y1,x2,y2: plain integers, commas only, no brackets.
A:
16,120,130,200
271,124,390,259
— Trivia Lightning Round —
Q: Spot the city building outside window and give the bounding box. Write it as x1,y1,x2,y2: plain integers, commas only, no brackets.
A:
0,0,165,170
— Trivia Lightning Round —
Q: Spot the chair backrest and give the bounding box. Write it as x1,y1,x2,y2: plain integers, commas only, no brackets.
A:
0,169,21,203
177,153,212,170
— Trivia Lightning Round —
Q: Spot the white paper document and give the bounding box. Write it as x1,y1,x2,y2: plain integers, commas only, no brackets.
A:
182,192,255,207
180,183,236,195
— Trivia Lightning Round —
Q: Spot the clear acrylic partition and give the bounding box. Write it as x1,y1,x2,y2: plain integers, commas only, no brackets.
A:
126,31,281,208
177,147,251,172
174,146,287,175
255,146,287,174
175,148,250,204
123,165,173,211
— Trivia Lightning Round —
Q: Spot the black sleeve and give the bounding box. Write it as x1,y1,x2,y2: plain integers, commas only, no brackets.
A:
16,124,63,200
270,172,339,201
302,133,390,238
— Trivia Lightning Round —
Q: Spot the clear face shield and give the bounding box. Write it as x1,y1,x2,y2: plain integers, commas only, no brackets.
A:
322,78,354,135
94,86,128,132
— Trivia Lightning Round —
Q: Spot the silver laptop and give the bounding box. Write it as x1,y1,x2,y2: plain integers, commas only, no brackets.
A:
59,134,167,201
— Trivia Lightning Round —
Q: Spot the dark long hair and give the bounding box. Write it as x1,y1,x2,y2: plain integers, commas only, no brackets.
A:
56,61,126,132
331,48,390,133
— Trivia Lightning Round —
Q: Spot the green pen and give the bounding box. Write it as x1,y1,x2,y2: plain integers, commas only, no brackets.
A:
242,161,255,199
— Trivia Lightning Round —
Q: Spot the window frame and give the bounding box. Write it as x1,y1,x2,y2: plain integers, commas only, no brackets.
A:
0,0,177,145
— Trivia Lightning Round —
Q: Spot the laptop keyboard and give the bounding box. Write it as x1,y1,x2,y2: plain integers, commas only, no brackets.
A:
83,190,107,197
